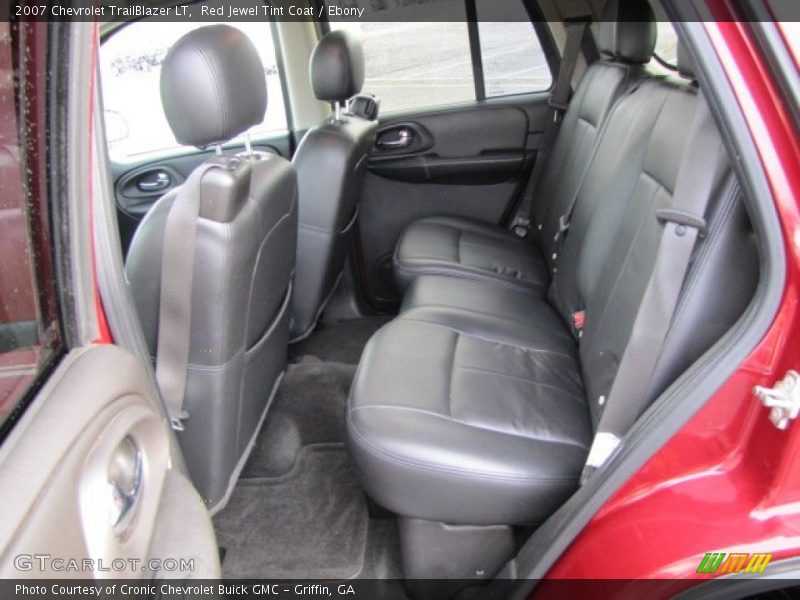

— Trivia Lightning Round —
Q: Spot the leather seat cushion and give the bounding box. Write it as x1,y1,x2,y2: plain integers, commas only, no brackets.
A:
393,216,549,294
401,275,565,333
347,305,591,526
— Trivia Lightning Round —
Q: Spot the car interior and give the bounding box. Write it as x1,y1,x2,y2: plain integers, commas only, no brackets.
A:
89,0,762,595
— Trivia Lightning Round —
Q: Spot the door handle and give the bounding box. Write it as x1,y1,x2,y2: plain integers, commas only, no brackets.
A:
377,128,413,149
137,171,171,192
108,436,142,534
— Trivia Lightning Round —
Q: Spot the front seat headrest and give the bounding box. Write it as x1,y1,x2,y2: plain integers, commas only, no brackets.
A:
597,0,657,64
677,42,697,80
160,25,267,148
309,30,365,103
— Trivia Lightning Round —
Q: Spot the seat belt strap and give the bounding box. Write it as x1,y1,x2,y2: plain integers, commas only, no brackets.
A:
512,19,588,237
155,162,220,431
581,94,724,483
552,79,643,250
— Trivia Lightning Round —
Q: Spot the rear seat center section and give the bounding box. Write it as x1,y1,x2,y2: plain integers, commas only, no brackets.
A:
345,2,759,594
393,0,655,297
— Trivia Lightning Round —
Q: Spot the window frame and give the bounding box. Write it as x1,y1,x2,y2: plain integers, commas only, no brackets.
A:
0,20,66,443
318,0,558,112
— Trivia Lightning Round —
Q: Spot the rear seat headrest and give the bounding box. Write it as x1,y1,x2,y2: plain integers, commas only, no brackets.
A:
310,30,365,103
597,0,657,64
160,25,267,149
677,42,697,80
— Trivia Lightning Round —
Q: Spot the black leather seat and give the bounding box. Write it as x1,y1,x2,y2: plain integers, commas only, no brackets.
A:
126,25,298,510
291,30,378,340
347,47,758,536
393,0,656,295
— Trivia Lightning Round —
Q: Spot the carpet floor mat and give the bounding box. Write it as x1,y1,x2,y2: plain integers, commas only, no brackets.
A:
214,445,369,579
241,360,355,478
214,318,402,583
289,317,391,364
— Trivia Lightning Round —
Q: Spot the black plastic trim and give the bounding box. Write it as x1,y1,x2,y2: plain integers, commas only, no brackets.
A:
466,0,486,101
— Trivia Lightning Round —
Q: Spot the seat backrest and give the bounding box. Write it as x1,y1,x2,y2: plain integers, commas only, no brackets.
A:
530,0,657,264
291,30,377,341
549,47,759,428
125,25,298,508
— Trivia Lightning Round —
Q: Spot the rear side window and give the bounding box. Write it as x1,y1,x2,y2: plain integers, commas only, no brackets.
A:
100,20,287,161
330,0,552,114
0,21,62,433
332,21,476,114
476,0,552,98
653,21,679,68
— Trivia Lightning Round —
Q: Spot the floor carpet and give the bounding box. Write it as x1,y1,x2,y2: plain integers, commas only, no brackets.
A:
213,317,402,582
214,445,368,579
289,316,390,364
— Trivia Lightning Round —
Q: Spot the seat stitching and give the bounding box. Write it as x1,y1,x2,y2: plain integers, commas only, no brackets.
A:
393,261,547,293
585,89,672,340
401,316,576,358
591,177,662,340
348,410,588,479
447,333,459,418
350,429,581,484
455,365,586,405
403,302,572,343
351,404,590,449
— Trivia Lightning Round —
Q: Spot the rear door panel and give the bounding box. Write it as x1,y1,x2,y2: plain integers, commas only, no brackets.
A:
0,346,220,579
358,96,550,307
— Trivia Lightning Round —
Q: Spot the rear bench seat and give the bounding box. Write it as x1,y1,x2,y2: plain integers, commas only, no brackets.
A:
346,37,759,586
393,0,655,295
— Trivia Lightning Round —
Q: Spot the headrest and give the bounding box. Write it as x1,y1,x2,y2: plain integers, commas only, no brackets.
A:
597,0,657,64
310,30,365,103
160,25,267,148
677,42,697,80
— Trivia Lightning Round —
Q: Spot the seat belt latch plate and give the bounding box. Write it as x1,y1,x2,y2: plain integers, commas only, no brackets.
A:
580,432,621,485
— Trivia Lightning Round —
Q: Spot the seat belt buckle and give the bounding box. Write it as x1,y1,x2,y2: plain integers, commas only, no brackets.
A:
511,217,532,238
547,99,568,123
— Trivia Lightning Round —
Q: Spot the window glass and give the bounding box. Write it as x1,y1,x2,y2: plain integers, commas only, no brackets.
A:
100,19,286,161
0,20,61,429
331,1,551,114
332,21,475,114
476,1,552,97
653,21,679,69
